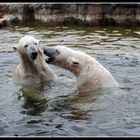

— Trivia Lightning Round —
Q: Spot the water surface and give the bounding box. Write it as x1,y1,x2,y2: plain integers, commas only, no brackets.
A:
0,25,140,136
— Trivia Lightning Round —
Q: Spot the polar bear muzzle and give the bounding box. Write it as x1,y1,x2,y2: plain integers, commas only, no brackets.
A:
43,47,59,63
27,45,38,60
30,51,38,60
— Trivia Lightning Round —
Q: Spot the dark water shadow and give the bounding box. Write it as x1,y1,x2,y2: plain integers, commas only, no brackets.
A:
16,81,53,116
44,86,116,121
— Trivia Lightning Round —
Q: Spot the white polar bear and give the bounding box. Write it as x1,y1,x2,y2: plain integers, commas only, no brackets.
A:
13,35,57,85
43,46,118,93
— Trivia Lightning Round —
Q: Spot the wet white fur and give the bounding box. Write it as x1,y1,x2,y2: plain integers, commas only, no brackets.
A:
49,46,118,93
13,35,57,85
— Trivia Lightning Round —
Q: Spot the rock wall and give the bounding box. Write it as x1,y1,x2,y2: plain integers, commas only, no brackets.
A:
0,4,140,27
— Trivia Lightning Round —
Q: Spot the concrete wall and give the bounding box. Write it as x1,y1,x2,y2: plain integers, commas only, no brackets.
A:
0,4,140,27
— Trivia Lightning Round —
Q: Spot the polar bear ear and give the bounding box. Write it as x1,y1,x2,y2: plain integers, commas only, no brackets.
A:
69,57,79,67
13,46,17,51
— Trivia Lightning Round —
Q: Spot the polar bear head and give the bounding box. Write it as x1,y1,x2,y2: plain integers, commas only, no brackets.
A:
13,35,40,61
44,46,80,65
43,46,86,76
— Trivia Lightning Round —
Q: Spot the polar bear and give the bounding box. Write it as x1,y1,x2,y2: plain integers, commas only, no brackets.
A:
43,46,118,93
13,35,57,85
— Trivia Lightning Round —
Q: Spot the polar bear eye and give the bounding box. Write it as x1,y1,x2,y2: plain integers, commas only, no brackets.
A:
56,49,60,54
24,45,28,48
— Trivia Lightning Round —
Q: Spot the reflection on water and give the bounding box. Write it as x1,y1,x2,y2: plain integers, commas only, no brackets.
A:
0,25,140,136
17,83,48,116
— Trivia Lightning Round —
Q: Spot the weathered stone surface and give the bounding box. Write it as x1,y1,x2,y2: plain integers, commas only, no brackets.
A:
0,4,140,27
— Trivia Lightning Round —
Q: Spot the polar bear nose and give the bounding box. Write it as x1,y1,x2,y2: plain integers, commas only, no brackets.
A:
43,47,59,57
31,51,38,60
43,48,52,56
